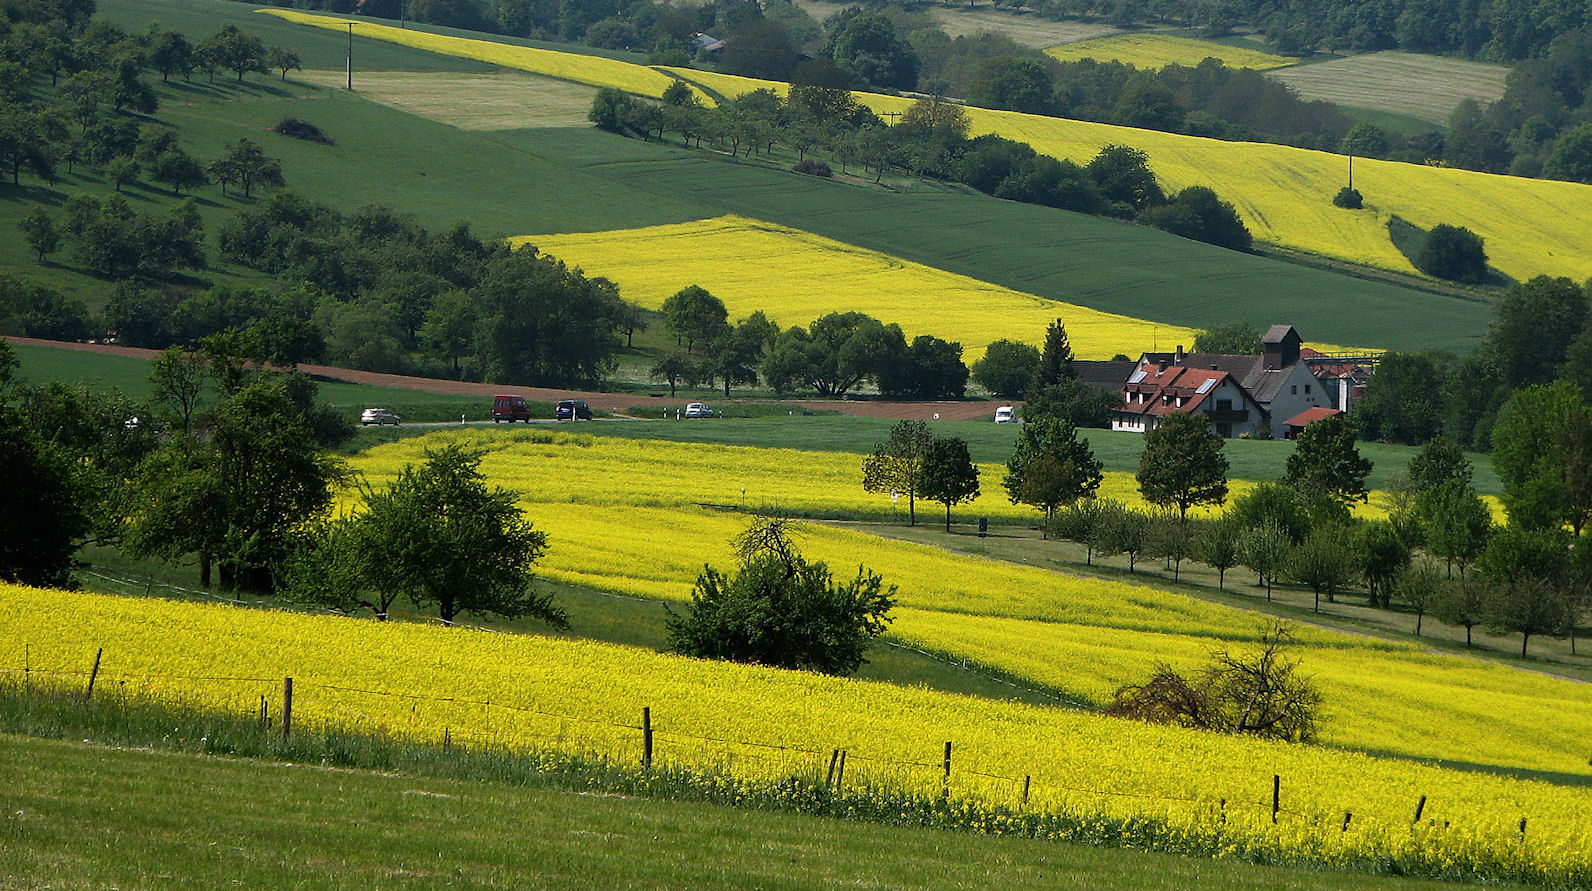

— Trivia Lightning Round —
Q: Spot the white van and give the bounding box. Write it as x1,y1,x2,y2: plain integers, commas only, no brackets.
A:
994,406,1016,423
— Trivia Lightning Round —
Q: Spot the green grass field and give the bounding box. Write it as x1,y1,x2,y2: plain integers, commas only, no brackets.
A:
1266,52,1510,127
0,732,1486,890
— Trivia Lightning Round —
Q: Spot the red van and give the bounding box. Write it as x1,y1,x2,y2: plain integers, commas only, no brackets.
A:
492,394,531,423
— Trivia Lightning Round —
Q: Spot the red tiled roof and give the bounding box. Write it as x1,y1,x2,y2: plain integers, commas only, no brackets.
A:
1284,407,1342,427
1123,365,1229,417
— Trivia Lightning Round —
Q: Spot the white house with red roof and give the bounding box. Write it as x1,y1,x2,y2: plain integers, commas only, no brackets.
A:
1114,325,1334,439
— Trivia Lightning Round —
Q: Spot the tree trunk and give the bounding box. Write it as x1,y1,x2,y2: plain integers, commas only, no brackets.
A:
944,503,952,533
1415,611,1423,636
199,550,212,588
908,492,916,526
1522,633,1530,658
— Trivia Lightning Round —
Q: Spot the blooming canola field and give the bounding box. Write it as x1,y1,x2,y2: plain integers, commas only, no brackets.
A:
345,431,1592,784
522,215,1198,361
5,582,1590,886
267,10,1592,285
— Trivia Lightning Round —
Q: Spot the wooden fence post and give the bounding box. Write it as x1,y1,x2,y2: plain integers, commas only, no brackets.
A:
281,677,293,740
642,707,653,769
835,750,847,790
1412,795,1427,825
443,728,451,751
1271,775,1280,824
1021,775,1030,808
1342,812,1353,832
825,749,839,789
943,741,952,782
1519,817,1527,835
84,647,103,701
1219,798,1227,825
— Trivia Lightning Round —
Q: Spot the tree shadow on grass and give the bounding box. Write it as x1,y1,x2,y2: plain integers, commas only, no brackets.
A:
1387,215,1514,288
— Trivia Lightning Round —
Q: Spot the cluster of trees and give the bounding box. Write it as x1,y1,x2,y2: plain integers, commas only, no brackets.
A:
1353,275,1592,451
0,11,294,190
596,87,1251,251
862,420,981,529
648,287,970,400
0,337,568,629
972,319,1123,426
13,192,649,389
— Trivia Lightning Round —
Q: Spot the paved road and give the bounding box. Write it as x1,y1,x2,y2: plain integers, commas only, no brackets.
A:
9,337,1012,422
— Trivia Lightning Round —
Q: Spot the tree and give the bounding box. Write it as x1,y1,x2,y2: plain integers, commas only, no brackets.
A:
469,247,631,386
147,346,207,435
150,31,195,82
665,516,896,676
1543,122,1592,184
1087,144,1164,213
201,26,267,81
1490,276,1588,389
649,352,694,398
146,144,209,195
718,18,798,80
1350,351,1449,445
1287,525,1357,612
862,420,932,526
1149,509,1199,581
1239,520,1290,600
356,444,562,626
1144,185,1253,251
1107,623,1321,743
589,87,642,132
919,437,980,532
763,312,904,397
18,207,60,263
970,339,1039,398
1491,381,1592,534
967,57,1055,114
1196,517,1242,590
827,10,917,90
1423,480,1492,576
1414,223,1487,283
1393,561,1443,636
661,284,729,353
1355,520,1410,608
208,138,283,198
267,47,302,81
0,359,91,588
1004,417,1102,522
1031,317,1075,390
1283,415,1371,505
1092,500,1151,573
1136,412,1229,521
1488,579,1572,658
1052,496,1108,564
1192,323,1261,355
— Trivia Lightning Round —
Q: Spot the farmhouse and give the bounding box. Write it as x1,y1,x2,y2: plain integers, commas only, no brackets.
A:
1113,325,1333,439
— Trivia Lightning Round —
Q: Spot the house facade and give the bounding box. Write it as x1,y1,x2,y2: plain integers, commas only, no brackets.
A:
1113,325,1332,439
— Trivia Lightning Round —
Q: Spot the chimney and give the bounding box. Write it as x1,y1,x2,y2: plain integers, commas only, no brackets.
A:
1175,345,1184,364
1157,358,1168,373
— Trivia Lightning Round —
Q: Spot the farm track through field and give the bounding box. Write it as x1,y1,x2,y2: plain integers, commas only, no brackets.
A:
2,337,1002,421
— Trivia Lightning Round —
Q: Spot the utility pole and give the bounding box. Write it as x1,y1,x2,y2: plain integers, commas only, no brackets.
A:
345,22,354,91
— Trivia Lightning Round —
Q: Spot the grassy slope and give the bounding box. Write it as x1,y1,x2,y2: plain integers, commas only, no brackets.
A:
0,734,1479,891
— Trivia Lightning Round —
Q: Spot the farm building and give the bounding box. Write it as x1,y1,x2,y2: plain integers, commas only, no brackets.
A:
1113,325,1333,439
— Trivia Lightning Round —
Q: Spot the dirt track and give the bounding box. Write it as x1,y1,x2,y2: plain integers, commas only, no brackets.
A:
7,337,1010,422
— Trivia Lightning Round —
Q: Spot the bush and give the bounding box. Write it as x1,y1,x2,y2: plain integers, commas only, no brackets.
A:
793,159,833,177
1414,223,1487,283
270,118,334,145
1107,622,1321,742
665,517,895,676
1332,186,1363,208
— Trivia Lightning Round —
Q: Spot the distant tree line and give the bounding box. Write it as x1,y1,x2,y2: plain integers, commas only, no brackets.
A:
594,87,1252,251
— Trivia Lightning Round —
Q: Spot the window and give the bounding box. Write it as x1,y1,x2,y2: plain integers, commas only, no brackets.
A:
1290,385,1297,395
1216,399,1232,411
1305,384,1312,394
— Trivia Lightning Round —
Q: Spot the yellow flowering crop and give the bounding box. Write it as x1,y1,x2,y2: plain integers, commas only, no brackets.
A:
4,582,1589,884
261,10,712,105
523,215,1198,361
343,431,1592,782
1044,35,1296,71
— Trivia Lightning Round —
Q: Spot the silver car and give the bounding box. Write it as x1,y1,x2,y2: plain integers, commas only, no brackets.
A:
360,408,401,426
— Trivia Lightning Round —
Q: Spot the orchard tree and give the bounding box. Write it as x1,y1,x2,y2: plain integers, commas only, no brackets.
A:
1197,517,1242,590
661,284,729,353
209,138,283,198
862,419,932,525
202,26,268,81
1491,381,1592,534
18,207,59,263
267,47,301,81
918,436,980,532
1240,519,1290,600
1136,412,1229,521
1004,416,1102,523
970,338,1039,398
1283,415,1371,505
1286,525,1357,612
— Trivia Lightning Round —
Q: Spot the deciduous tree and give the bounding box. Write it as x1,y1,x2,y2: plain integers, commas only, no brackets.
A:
918,436,980,532
862,420,932,525
1136,411,1229,521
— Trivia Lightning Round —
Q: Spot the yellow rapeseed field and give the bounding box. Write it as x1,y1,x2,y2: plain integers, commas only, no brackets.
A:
5,582,1590,884
261,10,713,104
340,431,1590,782
523,215,1196,361
268,9,1592,284
1044,34,1297,71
